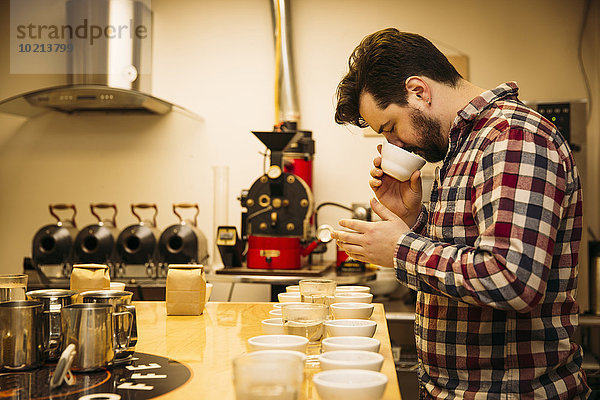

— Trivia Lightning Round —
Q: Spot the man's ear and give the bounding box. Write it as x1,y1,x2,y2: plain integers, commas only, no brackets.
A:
405,76,430,104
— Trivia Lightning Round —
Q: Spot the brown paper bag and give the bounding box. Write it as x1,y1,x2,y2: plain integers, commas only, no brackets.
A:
166,264,206,316
70,264,111,294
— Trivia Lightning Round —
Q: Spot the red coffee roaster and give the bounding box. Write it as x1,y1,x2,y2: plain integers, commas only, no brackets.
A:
219,124,319,270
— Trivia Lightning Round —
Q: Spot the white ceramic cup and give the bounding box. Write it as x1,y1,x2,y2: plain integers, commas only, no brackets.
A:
109,282,126,291
247,334,309,352
313,369,388,400
333,292,373,304
318,350,384,372
335,285,371,294
330,302,375,319
261,318,285,335
278,292,301,302
324,319,377,337
380,140,426,181
321,336,381,353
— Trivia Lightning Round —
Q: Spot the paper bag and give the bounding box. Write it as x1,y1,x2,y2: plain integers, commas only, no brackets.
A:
166,264,206,316
70,264,111,294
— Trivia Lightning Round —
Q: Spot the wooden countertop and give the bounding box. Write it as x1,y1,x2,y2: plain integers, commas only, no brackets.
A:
134,301,402,400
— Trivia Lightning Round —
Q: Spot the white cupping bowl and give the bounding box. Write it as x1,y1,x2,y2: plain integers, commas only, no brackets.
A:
273,301,304,309
247,349,307,362
313,369,388,400
247,335,308,352
261,318,284,335
319,350,384,372
325,319,377,337
380,140,426,181
269,309,283,317
333,292,373,304
278,292,301,302
335,285,371,294
330,302,374,319
322,336,381,353
285,285,300,292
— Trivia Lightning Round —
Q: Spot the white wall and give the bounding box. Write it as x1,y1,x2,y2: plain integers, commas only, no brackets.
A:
0,0,598,301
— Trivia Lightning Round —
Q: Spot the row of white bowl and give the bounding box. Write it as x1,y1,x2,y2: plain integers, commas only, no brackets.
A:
278,291,374,303
270,301,374,319
262,317,377,338
245,342,388,399
245,285,387,400
243,349,387,400
284,284,371,293
249,334,381,353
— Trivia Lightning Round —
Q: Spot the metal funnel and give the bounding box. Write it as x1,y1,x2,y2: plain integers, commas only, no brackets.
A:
251,131,302,152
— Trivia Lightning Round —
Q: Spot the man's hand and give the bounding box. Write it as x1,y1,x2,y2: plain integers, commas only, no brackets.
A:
332,198,410,268
371,144,423,227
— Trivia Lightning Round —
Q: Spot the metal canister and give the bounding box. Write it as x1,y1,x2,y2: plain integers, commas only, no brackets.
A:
0,300,45,370
26,289,78,360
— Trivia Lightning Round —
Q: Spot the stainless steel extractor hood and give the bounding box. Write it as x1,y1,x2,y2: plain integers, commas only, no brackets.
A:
0,0,181,117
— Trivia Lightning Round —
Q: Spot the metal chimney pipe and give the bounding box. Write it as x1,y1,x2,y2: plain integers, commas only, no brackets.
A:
271,0,300,125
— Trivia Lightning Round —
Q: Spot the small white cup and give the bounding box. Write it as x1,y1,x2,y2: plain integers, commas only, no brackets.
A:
324,319,377,337
330,302,374,319
247,334,309,352
380,140,426,181
318,350,384,372
322,336,381,353
313,369,388,400
261,318,285,335
336,285,371,294
333,292,373,304
278,292,301,302
109,282,126,291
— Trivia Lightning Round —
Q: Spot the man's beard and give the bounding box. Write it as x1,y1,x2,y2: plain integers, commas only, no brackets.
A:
403,108,448,163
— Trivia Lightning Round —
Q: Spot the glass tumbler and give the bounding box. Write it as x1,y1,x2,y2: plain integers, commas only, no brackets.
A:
299,279,336,305
233,351,303,400
0,274,28,302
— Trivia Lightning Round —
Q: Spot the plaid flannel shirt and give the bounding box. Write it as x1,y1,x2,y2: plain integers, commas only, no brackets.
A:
394,82,590,399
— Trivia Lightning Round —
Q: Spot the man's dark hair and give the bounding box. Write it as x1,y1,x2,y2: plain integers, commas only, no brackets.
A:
335,28,462,127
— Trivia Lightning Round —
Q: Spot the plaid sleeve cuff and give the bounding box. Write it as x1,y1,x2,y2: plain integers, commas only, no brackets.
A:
411,205,428,234
394,231,431,291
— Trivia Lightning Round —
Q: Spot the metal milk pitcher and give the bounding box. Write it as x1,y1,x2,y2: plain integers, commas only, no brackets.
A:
0,300,45,370
80,290,138,358
26,289,78,360
61,303,132,371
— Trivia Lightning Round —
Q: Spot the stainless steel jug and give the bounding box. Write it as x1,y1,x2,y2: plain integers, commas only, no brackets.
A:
61,303,132,371
80,290,138,358
0,300,45,370
26,289,78,360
